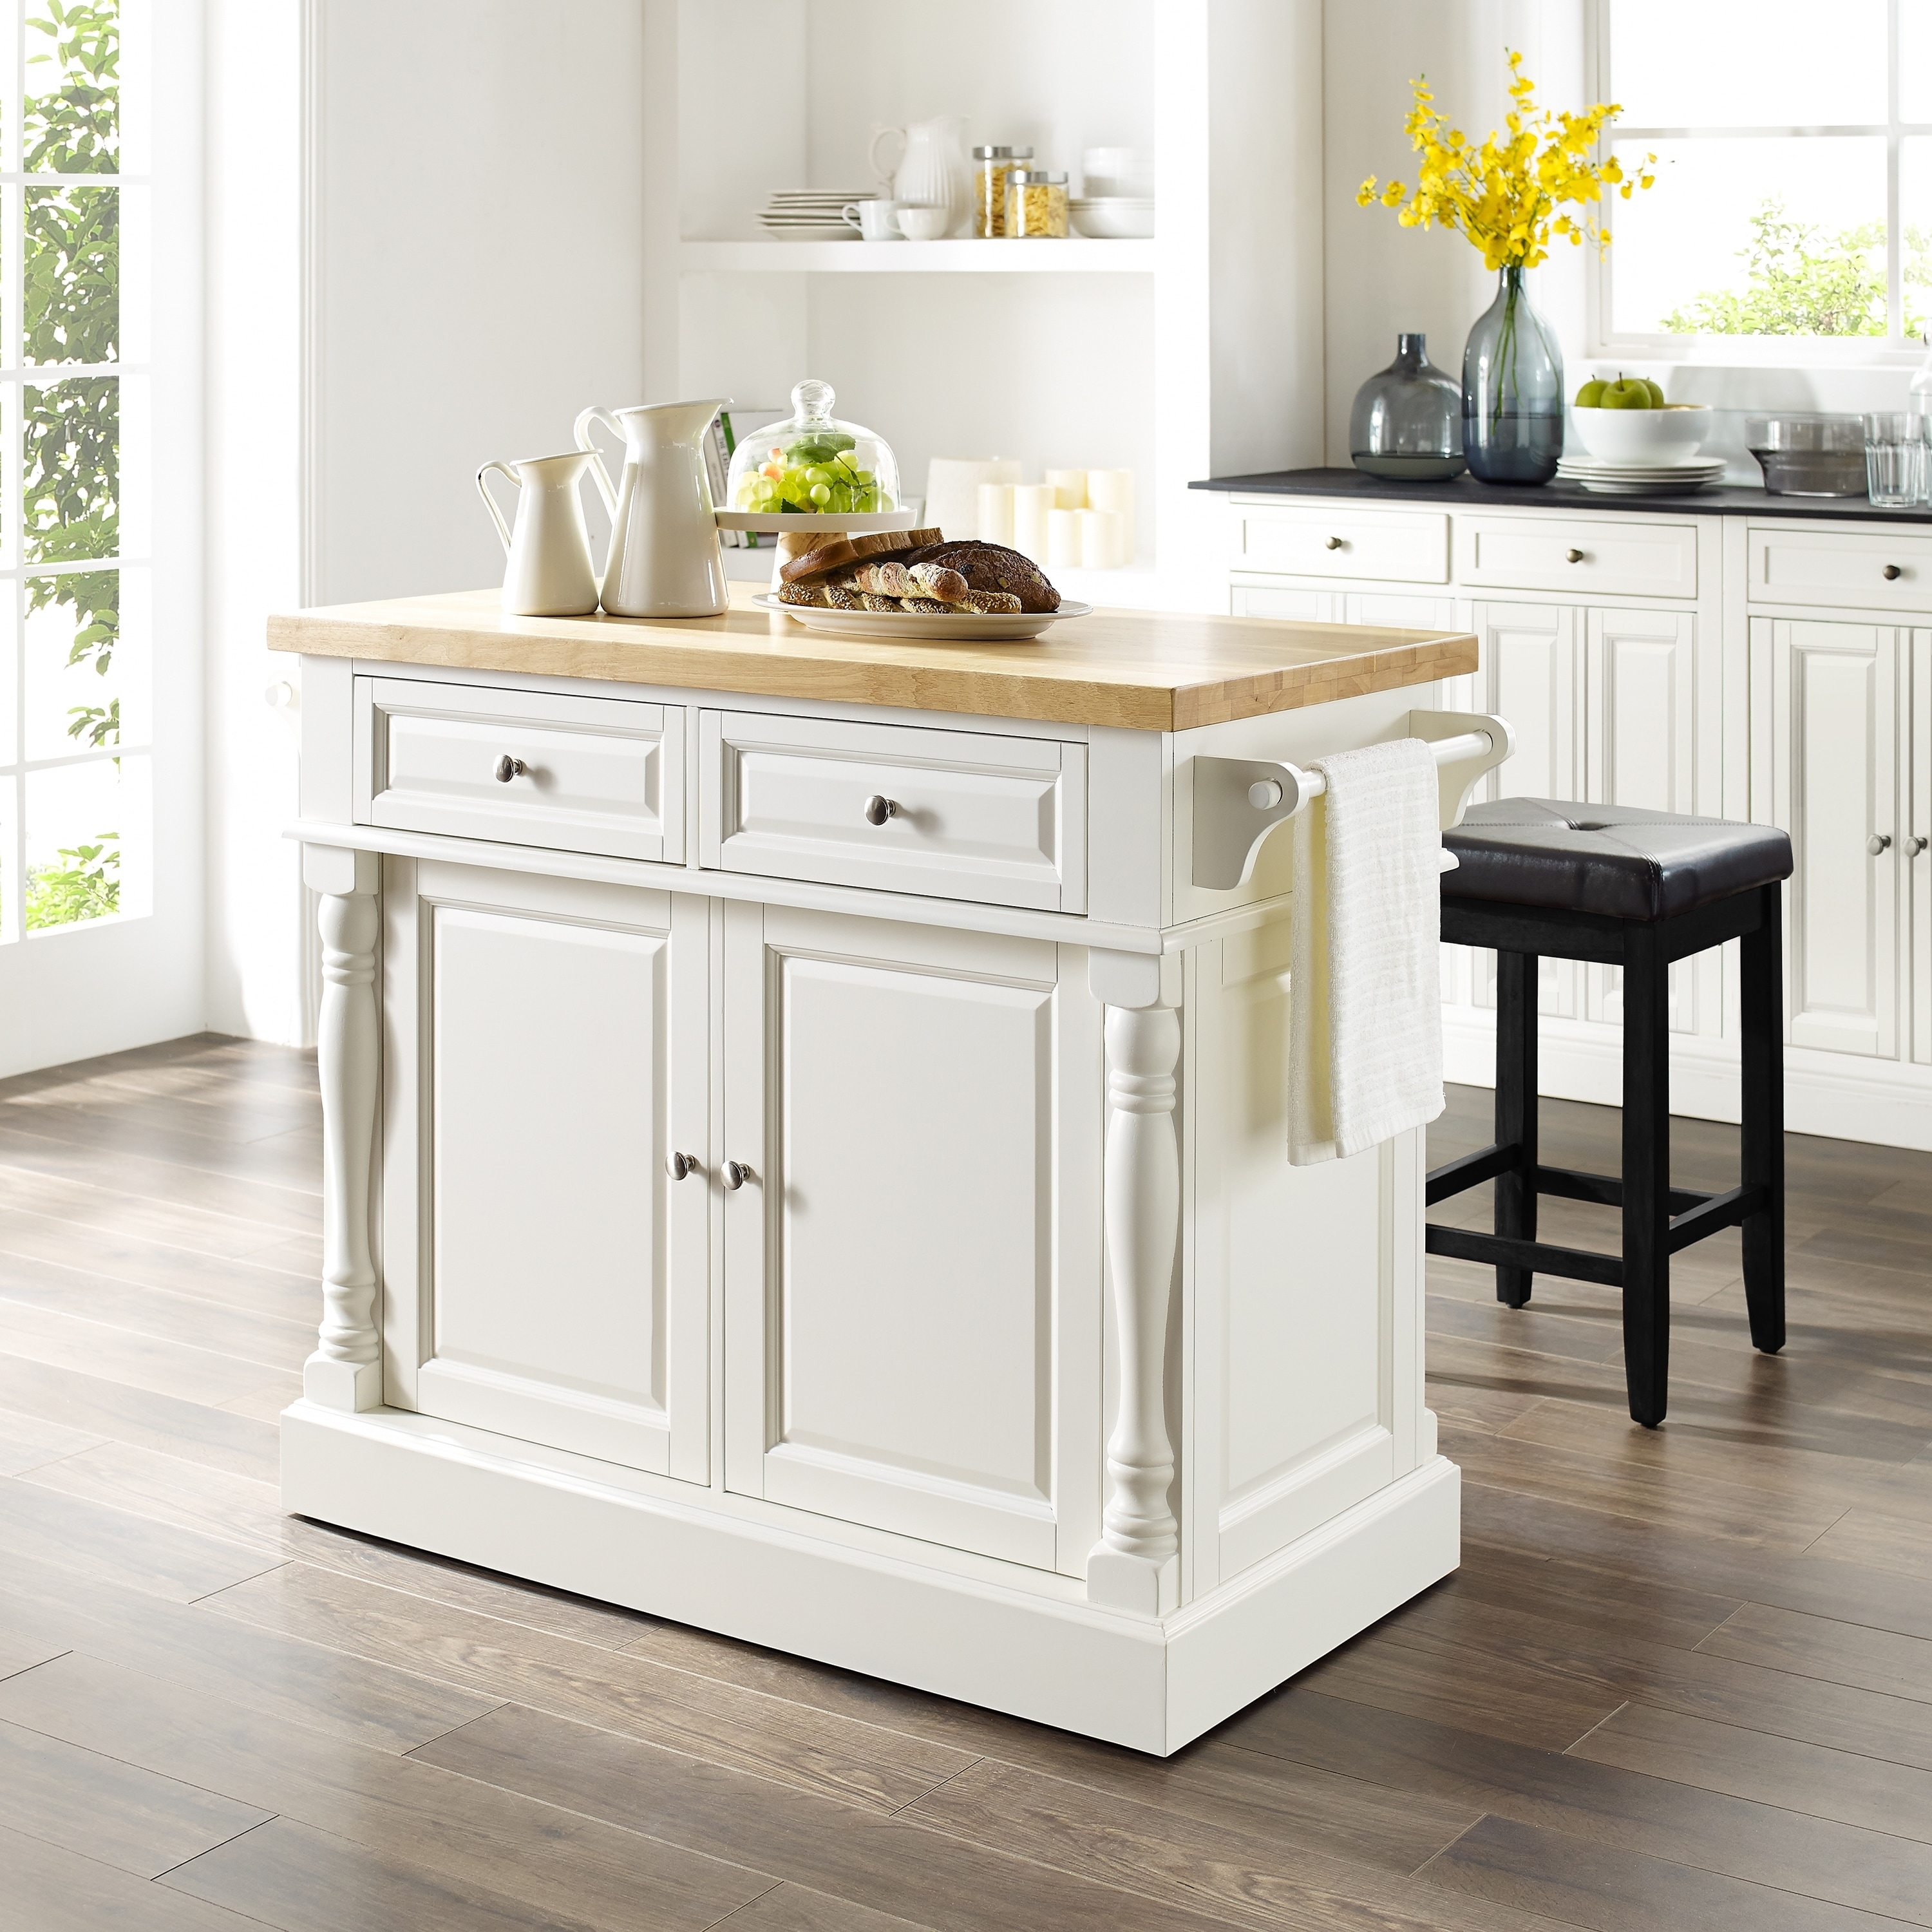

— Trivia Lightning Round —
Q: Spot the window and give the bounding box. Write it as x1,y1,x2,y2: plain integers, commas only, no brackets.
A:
0,0,145,940
1595,0,1932,355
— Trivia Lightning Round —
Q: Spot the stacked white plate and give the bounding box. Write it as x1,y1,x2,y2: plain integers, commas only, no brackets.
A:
1555,456,1728,495
1070,198,1154,240
758,190,875,240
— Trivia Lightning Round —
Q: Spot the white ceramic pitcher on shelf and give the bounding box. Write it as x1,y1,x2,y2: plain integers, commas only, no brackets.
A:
574,399,730,618
868,115,971,236
475,451,601,617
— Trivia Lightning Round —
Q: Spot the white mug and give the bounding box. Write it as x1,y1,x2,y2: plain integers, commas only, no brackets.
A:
842,199,908,242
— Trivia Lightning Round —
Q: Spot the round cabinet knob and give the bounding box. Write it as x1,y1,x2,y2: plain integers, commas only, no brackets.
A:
1564,547,1586,564
1868,833,1893,856
1248,779,1284,810
1909,834,1931,857
494,755,528,783
863,794,900,826
1324,535,1346,551
722,1160,753,1191
667,1151,701,1182
1884,564,1904,581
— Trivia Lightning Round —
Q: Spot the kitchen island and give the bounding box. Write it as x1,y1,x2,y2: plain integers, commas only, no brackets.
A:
273,587,1485,1755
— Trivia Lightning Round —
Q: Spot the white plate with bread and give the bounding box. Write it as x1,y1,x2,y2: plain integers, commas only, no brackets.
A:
754,592,1092,643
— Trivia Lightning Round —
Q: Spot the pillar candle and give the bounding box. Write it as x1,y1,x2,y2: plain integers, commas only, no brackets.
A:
1046,507,1081,571
1044,467,1088,511
1010,483,1054,562
925,457,1021,540
976,482,1015,545
1077,507,1122,569
1084,468,1135,562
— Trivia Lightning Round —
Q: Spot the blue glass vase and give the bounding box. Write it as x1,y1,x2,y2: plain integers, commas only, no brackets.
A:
1463,267,1564,484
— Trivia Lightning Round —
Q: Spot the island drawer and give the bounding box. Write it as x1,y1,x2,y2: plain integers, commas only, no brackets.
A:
354,677,684,862
1230,504,1450,582
1457,516,1698,599
699,710,1086,913
1746,526,1932,612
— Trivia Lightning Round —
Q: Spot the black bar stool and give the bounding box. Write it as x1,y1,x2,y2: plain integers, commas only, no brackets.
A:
1426,801,1794,1428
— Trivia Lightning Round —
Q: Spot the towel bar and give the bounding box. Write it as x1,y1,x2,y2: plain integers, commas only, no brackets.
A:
1191,709,1515,890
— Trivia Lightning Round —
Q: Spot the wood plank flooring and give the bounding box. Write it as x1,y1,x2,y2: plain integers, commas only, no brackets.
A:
0,1034,1927,1932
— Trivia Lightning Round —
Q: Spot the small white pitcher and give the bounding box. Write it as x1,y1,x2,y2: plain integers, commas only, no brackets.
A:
475,451,601,617
574,399,730,619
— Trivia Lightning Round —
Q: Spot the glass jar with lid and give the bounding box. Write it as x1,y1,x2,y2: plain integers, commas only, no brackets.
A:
1007,169,1069,239
725,377,898,518
972,145,1033,237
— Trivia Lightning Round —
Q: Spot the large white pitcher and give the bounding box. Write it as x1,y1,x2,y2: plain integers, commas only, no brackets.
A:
867,115,971,236
475,451,600,617
574,399,730,618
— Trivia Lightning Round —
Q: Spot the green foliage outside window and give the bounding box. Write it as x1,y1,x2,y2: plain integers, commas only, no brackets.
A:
23,833,118,927
1662,196,1932,339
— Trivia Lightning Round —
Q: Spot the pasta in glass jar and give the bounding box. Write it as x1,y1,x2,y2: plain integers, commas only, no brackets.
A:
1007,169,1069,238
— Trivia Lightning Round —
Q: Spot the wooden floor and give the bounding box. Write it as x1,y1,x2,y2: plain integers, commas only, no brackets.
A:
0,1036,1928,1932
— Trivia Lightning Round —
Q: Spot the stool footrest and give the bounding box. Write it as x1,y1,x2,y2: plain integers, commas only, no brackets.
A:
1538,1164,1712,1218
1425,1223,1624,1289
1424,1142,1518,1206
1424,1148,1717,1221
1669,1184,1765,1253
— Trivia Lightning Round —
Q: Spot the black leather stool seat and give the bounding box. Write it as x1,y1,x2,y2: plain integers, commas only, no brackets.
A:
1443,800,1794,922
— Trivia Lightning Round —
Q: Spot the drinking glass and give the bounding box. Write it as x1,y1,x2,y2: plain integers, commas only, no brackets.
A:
1862,413,1924,506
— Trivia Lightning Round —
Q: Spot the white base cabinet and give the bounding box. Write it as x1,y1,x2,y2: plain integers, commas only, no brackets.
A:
1227,492,1932,1151
284,635,1472,1757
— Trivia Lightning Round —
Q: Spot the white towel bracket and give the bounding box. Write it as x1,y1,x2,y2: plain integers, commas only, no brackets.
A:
1191,709,1514,891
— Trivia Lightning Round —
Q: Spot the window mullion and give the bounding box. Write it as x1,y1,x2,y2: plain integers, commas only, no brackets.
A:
1890,0,1905,346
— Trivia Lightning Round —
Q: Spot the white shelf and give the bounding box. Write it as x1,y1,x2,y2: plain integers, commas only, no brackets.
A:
679,239,1159,274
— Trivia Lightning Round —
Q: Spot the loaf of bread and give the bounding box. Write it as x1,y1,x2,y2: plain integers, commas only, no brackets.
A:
898,540,1060,612
779,527,943,585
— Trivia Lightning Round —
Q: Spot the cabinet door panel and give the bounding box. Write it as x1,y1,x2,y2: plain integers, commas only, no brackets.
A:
383,860,709,1478
1770,620,1900,1059
723,904,1102,1573
1917,632,1932,1067
1472,603,1580,1018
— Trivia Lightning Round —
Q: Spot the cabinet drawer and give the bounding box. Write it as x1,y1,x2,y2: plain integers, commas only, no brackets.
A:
1231,504,1449,582
1748,526,1932,612
355,677,682,862
701,712,1086,913
1459,516,1698,599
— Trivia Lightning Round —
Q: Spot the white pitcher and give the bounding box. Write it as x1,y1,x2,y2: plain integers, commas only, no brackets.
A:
574,399,730,619
867,115,971,236
475,451,600,617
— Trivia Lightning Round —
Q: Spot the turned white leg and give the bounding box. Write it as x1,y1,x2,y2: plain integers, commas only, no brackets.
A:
303,845,383,1411
1087,952,1182,1617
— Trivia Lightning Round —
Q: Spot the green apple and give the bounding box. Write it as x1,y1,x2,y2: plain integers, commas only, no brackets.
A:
1575,378,1607,407
1641,377,1667,407
1599,375,1654,410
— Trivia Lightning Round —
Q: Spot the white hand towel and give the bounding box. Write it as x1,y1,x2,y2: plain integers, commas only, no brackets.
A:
1289,738,1444,1165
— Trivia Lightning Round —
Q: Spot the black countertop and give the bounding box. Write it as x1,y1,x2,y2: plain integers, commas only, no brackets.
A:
1188,466,1932,522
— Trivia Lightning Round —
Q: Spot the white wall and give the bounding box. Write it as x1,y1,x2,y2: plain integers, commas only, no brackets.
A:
1321,0,1586,464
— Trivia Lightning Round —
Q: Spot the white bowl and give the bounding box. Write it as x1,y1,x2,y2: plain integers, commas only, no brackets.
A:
1070,198,1155,240
1083,146,1155,198
1569,402,1712,466
895,205,951,242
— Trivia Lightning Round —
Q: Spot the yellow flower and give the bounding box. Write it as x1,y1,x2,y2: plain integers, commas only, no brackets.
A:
1359,50,1656,268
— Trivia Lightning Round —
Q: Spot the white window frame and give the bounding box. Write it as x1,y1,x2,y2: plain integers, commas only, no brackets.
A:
1587,0,1928,368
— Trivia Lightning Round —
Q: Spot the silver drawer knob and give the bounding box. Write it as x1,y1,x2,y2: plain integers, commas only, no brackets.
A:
1909,834,1930,857
863,794,900,826
1324,535,1345,551
1868,833,1893,856
1564,547,1585,564
494,755,529,783
723,1160,753,1191
667,1151,701,1181
1884,564,1904,580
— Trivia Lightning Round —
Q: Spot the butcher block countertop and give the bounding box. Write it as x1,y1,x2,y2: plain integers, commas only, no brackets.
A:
269,585,1477,732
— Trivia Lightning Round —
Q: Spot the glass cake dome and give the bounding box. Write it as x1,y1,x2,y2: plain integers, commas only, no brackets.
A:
726,378,898,518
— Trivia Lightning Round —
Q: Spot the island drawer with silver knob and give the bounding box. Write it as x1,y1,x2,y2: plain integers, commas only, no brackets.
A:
1229,502,1450,582
699,710,1086,912
354,677,683,861
1747,526,1932,612
1457,515,1699,599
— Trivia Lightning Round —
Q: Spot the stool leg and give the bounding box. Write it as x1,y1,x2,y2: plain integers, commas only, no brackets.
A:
1622,923,1672,1428
1740,881,1786,1354
1494,948,1538,1309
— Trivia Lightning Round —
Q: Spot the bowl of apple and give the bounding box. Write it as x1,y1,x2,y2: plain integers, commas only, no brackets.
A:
1569,376,1712,465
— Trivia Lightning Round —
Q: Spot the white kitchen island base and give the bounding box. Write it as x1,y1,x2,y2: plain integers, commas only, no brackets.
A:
273,589,1486,1758
283,1397,1457,1755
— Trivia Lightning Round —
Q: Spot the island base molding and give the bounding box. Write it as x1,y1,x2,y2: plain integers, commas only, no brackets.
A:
282,1399,1459,1757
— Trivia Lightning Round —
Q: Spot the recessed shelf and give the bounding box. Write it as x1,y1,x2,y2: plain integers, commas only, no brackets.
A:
678,239,1158,274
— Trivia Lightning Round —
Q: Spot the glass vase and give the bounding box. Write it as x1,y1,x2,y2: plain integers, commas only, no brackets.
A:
1349,334,1465,479
1462,267,1564,485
